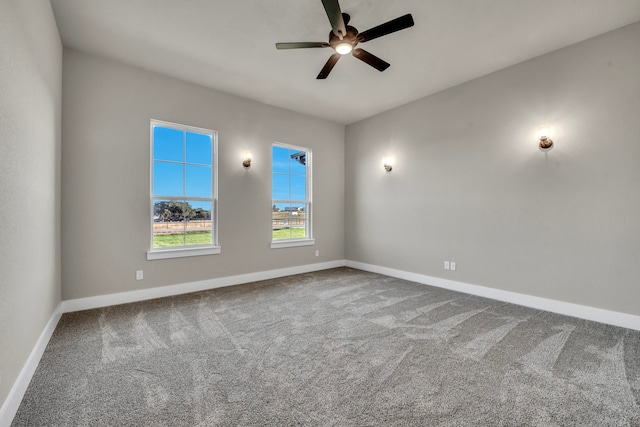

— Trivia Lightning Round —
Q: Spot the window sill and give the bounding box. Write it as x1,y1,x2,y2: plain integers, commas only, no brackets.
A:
147,245,221,260
270,238,315,249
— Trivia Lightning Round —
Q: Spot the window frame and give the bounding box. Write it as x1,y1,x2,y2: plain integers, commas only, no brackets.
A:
271,142,314,249
147,119,220,260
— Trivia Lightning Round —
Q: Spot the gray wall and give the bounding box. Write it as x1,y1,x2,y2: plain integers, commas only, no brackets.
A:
345,22,640,316
61,49,345,300
0,0,62,408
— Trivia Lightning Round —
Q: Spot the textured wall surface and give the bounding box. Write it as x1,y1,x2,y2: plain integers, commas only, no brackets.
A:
345,22,640,316
61,50,345,300
0,0,62,410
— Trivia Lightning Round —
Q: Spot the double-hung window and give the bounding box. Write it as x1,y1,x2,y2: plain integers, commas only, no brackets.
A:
271,142,314,248
147,120,219,260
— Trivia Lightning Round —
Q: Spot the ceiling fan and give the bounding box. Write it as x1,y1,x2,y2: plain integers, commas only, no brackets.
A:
276,0,414,79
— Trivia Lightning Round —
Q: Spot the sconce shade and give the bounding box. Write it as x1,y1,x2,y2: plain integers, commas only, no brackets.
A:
539,137,553,151
243,152,252,168
539,134,553,152
538,128,553,151
383,158,393,172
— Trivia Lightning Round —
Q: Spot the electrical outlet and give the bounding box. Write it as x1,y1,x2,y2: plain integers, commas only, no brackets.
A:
315,250,320,257
450,262,456,271
444,261,450,270
136,270,143,280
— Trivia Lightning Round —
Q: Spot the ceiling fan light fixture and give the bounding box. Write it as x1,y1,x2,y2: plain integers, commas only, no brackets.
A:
335,42,353,55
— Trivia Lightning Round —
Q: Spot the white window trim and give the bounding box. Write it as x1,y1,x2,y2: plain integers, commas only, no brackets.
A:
270,238,315,249
147,245,221,260
147,119,220,260
271,141,313,249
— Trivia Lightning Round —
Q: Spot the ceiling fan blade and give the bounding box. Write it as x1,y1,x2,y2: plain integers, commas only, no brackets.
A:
358,14,414,43
321,0,347,38
276,42,330,49
352,48,390,72
317,53,341,79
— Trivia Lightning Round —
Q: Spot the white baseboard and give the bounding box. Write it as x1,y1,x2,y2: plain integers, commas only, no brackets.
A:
346,260,640,331
0,303,63,427
62,260,346,313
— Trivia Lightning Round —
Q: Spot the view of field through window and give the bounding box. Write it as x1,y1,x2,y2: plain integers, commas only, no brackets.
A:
272,144,310,241
152,123,214,249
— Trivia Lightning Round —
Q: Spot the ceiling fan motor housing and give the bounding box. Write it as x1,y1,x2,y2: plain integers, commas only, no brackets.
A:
329,25,359,51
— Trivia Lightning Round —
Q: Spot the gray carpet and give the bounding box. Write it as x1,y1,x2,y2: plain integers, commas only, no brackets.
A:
12,267,640,426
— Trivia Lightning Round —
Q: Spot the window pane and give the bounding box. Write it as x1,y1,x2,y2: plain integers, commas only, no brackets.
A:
272,174,289,200
151,121,217,253
291,218,307,239
289,149,306,175
290,175,306,201
272,204,307,240
185,165,212,197
153,200,185,248
272,204,292,240
153,127,184,162
185,200,212,245
271,143,310,243
186,132,212,165
153,161,183,196
272,146,289,173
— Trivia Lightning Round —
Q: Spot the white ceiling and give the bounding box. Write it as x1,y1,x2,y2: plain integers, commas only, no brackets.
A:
50,0,640,124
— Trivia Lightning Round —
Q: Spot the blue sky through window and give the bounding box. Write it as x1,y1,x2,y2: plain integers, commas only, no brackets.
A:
153,126,212,199
153,127,183,162
186,132,212,164
272,145,307,203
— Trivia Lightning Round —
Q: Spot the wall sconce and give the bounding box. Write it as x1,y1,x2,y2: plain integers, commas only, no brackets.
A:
242,152,252,168
383,158,393,172
538,128,554,152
